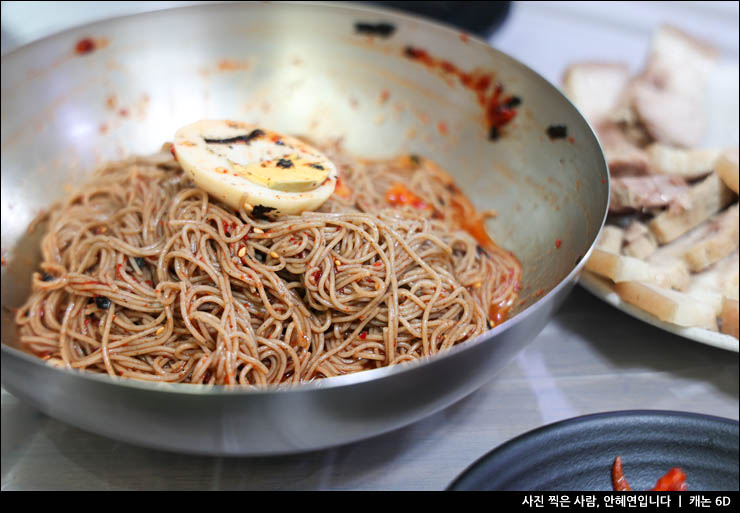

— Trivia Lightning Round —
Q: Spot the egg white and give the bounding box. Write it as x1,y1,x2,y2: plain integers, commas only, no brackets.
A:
173,120,337,216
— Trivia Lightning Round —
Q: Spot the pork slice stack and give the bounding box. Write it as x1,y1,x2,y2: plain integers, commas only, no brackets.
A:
564,26,740,338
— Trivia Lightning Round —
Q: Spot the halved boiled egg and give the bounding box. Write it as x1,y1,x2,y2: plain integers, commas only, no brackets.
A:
173,120,337,217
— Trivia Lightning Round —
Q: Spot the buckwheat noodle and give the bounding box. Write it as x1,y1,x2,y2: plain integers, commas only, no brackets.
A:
15,144,521,385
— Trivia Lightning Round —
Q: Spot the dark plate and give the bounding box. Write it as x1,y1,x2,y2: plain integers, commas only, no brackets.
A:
448,411,739,491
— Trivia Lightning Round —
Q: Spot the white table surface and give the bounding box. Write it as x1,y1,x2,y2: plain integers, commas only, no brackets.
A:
2,1,738,491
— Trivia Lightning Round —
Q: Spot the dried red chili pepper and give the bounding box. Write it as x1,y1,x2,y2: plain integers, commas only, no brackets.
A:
652,468,688,491
612,456,632,491
612,457,687,491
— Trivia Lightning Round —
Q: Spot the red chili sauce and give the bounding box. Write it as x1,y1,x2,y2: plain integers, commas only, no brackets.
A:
403,46,521,140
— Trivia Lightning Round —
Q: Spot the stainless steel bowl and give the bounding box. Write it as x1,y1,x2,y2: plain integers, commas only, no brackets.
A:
1,2,609,456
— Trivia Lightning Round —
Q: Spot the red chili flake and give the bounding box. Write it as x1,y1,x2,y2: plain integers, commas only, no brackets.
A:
404,46,427,61
487,101,517,137
568,136,574,143
170,146,177,160
440,60,457,73
145,280,153,287
116,263,123,278
379,90,390,103
333,176,354,200
359,331,367,340
373,261,382,267
459,33,469,43
555,239,562,248
75,38,96,55
459,72,473,89
475,75,492,92
312,270,322,283
119,108,129,117
437,121,448,135
601,178,606,184
385,182,432,211
534,289,543,297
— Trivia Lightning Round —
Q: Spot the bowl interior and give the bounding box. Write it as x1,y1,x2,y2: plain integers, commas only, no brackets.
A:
1,2,608,354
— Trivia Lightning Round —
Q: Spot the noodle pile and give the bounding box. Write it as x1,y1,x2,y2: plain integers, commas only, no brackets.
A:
15,144,521,385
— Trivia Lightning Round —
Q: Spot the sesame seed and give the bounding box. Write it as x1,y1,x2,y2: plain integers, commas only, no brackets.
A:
253,227,264,234
243,202,253,212
269,251,279,259
335,259,342,267
473,282,482,288
238,247,246,257
156,327,165,335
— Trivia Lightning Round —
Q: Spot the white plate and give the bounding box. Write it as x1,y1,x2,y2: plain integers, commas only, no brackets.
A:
580,271,739,352
580,61,739,353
